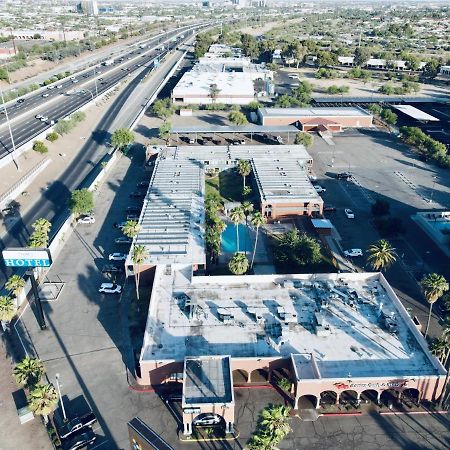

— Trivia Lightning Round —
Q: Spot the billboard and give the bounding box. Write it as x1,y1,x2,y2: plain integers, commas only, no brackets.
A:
2,248,52,268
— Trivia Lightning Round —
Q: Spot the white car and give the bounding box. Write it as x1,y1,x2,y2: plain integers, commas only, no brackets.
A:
40,116,48,122
109,253,127,261
57,85,63,89
345,208,355,219
35,114,43,120
308,174,318,181
344,248,363,258
42,93,49,98
77,215,95,224
72,79,79,83
288,74,299,79
98,283,122,294
193,414,221,426
313,185,326,193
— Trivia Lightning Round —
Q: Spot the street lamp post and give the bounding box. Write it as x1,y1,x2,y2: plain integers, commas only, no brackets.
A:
55,373,67,422
0,88,20,171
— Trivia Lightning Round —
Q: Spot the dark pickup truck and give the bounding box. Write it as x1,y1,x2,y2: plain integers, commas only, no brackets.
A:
58,411,97,440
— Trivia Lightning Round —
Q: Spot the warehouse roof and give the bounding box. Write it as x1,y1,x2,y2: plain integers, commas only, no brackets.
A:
258,106,372,118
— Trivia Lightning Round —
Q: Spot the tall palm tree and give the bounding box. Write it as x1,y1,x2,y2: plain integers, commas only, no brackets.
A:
28,383,58,421
122,220,140,239
29,218,52,248
0,295,16,323
229,206,244,252
5,275,26,298
250,212,266,270
209,83,220,104
228,252,249,275
13,356,45,388
247,432,274,450
367,239,397,271
32,218,52,235
421,273,449,339
259,404,292,444
242,201,254,254
237,159,252,189
131,245,148,301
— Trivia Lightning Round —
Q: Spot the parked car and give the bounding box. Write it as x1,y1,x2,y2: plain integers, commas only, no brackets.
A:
63,429,96,450
114,237,132,244
193,414,221,426
288,73,299,79
113,221,127,229
108,253,127,261
308,174,317,181
188,137,196,144
101,265,124,274
337,172,352,180
344,248,363,258
126,206,141,213
77,215,95,224
324,205,336,212
98,283,122,294
57,412,97,440
313,185,326,193
126,214,139,221
345,208,355,219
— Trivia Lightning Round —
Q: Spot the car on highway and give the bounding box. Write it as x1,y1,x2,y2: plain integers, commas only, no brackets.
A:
77,215,95,224
72,79,79,83
63,429,96,450
114,237,132,244
99,283,122,294
57,411,97,440
337,172,352,180
98,77,103,81
313,185,326,193
35,114,43,120
47,85,55,90
42,93,49,98
193,414,221,426
17,98,25,104
101,264,124,274
345,208,355,219
57,85,63,89
40,116,49,122
109,253,127,261
344,248,363,258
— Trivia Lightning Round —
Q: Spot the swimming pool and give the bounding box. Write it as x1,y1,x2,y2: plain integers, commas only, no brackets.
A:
221,224,250,253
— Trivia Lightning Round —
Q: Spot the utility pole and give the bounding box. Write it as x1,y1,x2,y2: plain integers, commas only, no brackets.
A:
0,88,20,171
55,374,67,422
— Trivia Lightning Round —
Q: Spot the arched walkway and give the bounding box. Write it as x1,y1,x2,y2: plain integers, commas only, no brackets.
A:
380,389,399,406
360,389,379,404
250,368,268,383
320,390,338,406
297,394,318,409
232,369,249,384
339,390,358,405
401,388,420,403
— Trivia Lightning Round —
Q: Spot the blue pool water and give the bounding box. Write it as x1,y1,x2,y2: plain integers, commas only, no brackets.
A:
429,220,450,234
221,224,250,253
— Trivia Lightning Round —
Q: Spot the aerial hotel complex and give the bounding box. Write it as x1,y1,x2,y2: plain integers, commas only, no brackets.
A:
127,145,447,435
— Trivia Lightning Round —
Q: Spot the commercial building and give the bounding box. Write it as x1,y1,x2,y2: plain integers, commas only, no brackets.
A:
257,107,373,131
439,65,450,79
172,45,272,105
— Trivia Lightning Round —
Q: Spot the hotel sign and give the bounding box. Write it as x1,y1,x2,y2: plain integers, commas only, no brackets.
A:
2,248,52,268
334,381,407,390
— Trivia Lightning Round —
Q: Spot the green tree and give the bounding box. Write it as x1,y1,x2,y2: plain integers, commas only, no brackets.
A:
259,405,292,446
13,356,45,388
29,218,52,248
423,59,441,79
367,239,397,271
208,83,220,104
277,377,292,392
247,433,273,450
228,110,248,126
230,206,245,252
368,104,382,115
122,220,140,239
354,47,371,67
69,188,94,216
420,273,449,338
111,128,134,149
131,244,148,301
381,109,397,126
275,229,321,268
158,121,172,142
46,132,59,142
152,98,173,119
237,159,252,189
316,50,338,67
28,383,58,419
0,295,16,323
294,132,313,148
250,212,266,270
32,141,48,154
54,119,73,136
228,252,249,275
5,275,25,298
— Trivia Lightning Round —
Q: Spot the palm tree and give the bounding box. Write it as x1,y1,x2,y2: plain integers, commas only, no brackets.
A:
28,383,58,421
0,295,16,323
247,432,274,450
228,252,249,275
208,83,220,104
237,159,252,189
229,206,244,252
250,212,266,270
32,218,52,234
122,220,140,239
29,218,52,247
421,273,449,339
131,245,148,301
367,239,397,271
259,404,292,445
13,356,45,388
5,275,26,298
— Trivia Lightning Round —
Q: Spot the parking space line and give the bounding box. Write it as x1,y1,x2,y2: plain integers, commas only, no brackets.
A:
90,441,110,450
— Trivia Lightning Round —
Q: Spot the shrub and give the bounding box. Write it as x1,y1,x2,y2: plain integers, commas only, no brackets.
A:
71,111,86,123
326,85,350,95
32,141,48,154
46,132,59,142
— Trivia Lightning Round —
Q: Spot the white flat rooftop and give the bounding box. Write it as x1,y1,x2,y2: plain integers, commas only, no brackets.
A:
393,105,440,122
141,270,444,380
258,106,372,118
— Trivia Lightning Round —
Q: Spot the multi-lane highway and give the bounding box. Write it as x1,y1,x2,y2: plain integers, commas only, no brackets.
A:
0,24,202,158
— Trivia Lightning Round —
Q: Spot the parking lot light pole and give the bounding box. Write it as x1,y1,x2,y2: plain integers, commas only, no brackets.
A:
55,373,67,422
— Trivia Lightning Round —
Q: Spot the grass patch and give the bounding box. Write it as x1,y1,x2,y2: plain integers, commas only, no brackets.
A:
205,173,220,199
219,169,243,202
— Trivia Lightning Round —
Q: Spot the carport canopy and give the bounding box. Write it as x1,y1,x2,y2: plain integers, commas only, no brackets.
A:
393,105,440,122
171,125,299,134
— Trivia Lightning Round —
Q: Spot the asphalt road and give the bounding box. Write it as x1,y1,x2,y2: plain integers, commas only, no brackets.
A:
0,25,201,158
